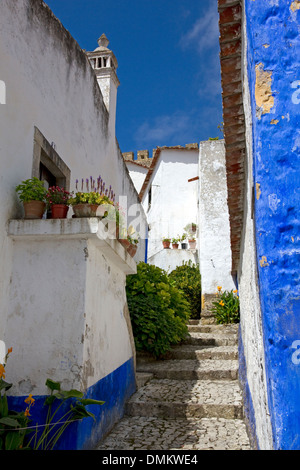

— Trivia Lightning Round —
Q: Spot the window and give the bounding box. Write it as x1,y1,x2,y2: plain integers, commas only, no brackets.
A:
32,127,71,191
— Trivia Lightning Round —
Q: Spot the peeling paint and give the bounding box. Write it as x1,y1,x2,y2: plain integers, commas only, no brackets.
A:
270,119,279,125
259,256,269,268
255,63,274,117
290,1,300,12
256,182,262,200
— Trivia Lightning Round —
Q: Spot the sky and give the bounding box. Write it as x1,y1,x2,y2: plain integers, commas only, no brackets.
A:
44,0,223,157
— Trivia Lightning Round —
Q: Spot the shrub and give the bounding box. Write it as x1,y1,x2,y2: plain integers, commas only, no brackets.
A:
126,262,190,358
168,261,202,319
211,287,240,324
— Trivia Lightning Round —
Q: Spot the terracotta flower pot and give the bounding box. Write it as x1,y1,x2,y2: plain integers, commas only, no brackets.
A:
189,240,196,249
163,241,170,249
119,238,131,250
23,200,46,219
172,243,179,249
51,204,69,219
127,243,138,257
72,204,99,217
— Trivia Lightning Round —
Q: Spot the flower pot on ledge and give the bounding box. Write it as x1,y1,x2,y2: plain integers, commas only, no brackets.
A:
23,200,46,219
162,241,171,249
51,204,69,219
127,243,138,257
72,204,99,217
189,240,196,249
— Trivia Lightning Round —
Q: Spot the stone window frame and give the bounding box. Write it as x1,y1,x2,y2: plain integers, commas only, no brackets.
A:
32,127,71,190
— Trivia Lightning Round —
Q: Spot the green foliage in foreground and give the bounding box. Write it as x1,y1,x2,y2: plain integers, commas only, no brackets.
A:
126,262,190,358
169,261,201,320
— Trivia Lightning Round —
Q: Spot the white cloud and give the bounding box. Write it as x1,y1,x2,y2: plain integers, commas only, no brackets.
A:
180,2,219,54
134,111,193,148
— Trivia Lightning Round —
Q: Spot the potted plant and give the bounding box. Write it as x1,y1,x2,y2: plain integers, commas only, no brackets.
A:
15,177,47,219
188,237,197,249
69,176,115,218
162,237,171,249
180,233,188,249
127,226,139,257
46,186,71,219
171,237,180,249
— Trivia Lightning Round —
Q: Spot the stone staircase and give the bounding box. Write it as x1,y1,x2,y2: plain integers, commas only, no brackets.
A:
97,316,251,450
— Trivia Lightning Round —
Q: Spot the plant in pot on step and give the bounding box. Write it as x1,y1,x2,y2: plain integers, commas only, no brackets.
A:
171,237,180,249
162,237,171,249
188,237,196,250
180,233,188,249
127,225,139,257
46,186,71,219
15,177,47,219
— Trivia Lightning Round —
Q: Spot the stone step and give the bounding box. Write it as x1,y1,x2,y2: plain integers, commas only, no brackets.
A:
167,344,238,360
97,416,251,451
136,358,239,381
187,323,239,334
125,378,244,420
184,332,238,347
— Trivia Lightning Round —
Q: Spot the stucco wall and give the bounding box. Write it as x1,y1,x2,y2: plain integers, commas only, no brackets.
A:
237,5,273,449
242,0,300,450
0,0,146,448
198,140,235,295
142,148,199,261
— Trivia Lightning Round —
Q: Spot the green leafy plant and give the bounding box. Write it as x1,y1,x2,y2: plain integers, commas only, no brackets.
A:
126,262,190,358
28,379,104,450
169,261,202,320
211,286,240,324
0,349,104,450
0,348,32,450
162,237,171,243
15,177,47,202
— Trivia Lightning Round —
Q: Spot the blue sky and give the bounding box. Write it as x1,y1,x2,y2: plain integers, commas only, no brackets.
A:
44,0,223,157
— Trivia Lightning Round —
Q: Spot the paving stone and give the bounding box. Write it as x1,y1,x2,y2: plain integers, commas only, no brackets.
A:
96,320,251,451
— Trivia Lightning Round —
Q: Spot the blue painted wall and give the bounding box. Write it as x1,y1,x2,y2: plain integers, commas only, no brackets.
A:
7,358,136,450
245,0,300,450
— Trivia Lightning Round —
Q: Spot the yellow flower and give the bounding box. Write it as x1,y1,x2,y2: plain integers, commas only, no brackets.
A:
219,300,225,307
233,289,238,294
0,364,5,379
7,347,12,354
24,408,31,417
217,286,222,291
24,394,35,406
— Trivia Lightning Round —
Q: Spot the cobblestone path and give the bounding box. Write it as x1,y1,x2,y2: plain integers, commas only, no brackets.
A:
96,313,251,451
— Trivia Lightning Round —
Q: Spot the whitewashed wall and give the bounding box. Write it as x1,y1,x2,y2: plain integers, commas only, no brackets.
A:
237,8,273,449
141,148,199,262
198,140,235,295
125,162,148,194
0,0,144,399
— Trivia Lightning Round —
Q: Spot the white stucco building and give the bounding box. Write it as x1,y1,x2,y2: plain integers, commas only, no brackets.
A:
0,0,147,450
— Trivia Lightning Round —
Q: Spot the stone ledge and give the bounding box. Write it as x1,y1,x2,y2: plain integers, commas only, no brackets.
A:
7,218,137,275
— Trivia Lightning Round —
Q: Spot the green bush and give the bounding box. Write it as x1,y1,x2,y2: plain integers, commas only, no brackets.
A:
168,261,202,319
211,288,240,324
126,262,190,358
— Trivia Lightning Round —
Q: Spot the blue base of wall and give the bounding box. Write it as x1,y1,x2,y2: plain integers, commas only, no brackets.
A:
7,357,136,450
238,325,259,450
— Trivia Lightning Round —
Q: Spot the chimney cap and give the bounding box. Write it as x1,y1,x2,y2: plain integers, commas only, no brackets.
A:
97,34,110,49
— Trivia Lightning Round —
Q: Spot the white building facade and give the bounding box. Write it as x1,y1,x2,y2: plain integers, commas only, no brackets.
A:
0,0,146,450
